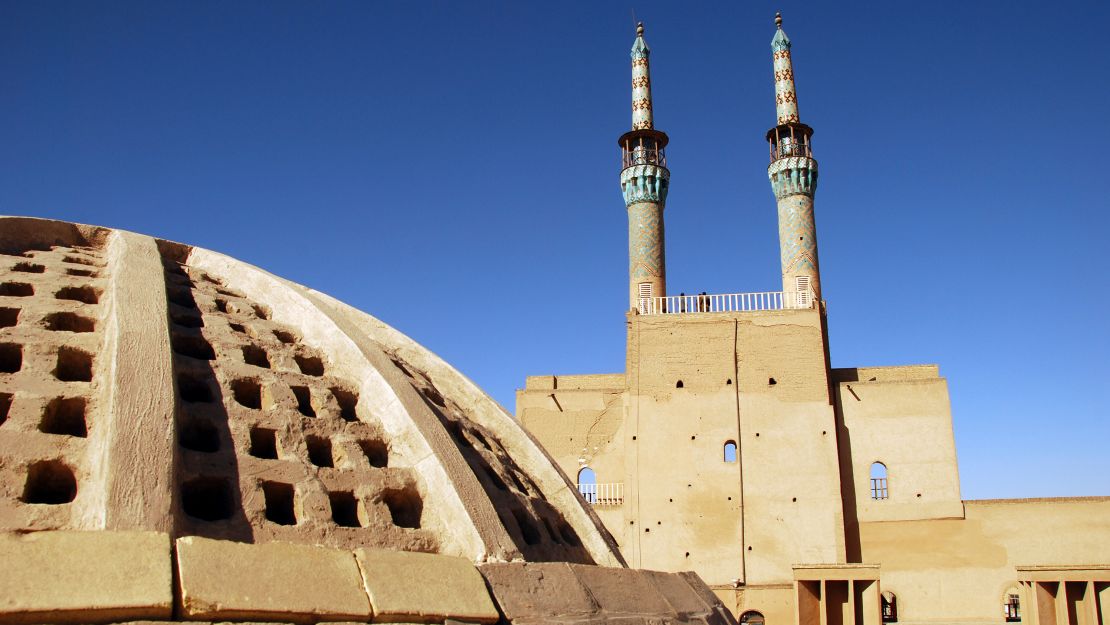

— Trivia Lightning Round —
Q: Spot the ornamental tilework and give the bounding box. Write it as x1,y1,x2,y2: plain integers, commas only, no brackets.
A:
621,164,669,207
628,202,665,281
778,195,819,275
631,30,654,131
772,27,800,126
768,157,818,199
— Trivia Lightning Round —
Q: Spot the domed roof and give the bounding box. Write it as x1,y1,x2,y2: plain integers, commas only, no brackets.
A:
0,216,623,566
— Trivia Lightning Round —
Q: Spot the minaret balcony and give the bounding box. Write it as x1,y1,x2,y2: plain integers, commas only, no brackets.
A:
636,289,817,316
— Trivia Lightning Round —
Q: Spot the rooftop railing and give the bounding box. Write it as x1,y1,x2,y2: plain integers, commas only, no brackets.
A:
577,482,624,506
638,290,816,316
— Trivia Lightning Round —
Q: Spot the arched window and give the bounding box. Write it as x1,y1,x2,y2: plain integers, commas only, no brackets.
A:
577,467,597,504
870,462,888,500
739,611,765,625
1003,586,1021,622
881,591,897,622
723,441,737,463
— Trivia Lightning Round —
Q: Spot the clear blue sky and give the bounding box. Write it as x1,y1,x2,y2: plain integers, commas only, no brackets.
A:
3,1,1107,499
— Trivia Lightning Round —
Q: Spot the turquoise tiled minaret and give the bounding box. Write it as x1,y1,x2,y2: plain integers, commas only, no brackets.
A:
619,22,671,312
767,12,821,304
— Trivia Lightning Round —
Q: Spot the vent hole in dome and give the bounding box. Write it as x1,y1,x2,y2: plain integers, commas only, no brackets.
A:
306,435,333,468
43,312,96,333
55,285,100,304
12,262,45,274
331,388,358,422
40,397,87,437
241,344,270,369
482,462,509,491
228,322,246,334
358,439,388,468
273,329,297,344
329,491,362,528
178,373,213,403
22,460,77,504
0,307,19,328
0,282,34,297
167,288,198,310
294,355,324,377
512,508,542,545
172,334,215,360
0,392,12,426
55,347,93,382
213,299,228,314
559,522,582,547
170,312,204,329
231,379,261,409
251,304,271,320
382,486,422,529
262,481,297,525
249,426,278,459
182,476,233,521
179,418,219,453
542,517,563,544
0,343,21,373
63,255,97,267
65,268,96,278
291,386,315,417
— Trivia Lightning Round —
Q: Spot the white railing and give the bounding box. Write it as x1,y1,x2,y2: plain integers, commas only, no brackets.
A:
577,482,624,506
638,290,816,315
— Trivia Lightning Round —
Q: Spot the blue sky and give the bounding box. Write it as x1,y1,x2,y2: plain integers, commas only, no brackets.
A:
2,1,1107,499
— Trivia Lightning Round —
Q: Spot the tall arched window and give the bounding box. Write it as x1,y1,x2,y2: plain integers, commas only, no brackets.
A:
577,467,597,504
739,611,765,625
870,462,889,500
881,591,897,622
723,441,737,463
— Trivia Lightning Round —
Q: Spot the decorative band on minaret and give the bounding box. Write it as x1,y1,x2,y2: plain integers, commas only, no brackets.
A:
767,12,821,304
620,22,670,312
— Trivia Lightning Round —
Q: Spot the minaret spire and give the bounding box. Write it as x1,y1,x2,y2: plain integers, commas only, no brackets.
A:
766,12,822,304
619,22,671,313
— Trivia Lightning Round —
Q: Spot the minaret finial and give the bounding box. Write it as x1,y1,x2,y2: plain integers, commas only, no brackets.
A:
637,21,644,37
775,12,782,28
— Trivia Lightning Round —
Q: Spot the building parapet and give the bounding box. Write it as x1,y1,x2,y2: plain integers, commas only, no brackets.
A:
578,482,624,506
638,290,815,315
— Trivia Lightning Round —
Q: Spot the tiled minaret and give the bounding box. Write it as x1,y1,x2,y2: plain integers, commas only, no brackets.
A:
767,12,821,304
619,22,670,312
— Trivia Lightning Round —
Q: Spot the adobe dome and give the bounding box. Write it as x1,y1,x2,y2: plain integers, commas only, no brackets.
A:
0,216,621,564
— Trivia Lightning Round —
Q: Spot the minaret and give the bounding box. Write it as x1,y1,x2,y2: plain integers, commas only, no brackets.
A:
767,12,821,304
619,22,670,313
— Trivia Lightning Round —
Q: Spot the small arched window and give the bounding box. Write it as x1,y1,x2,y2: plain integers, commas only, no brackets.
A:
1003,586,1021,622
739,611,765,625
870,462,889,500
723,441,737,463
577,467,597,504
881,591,897,622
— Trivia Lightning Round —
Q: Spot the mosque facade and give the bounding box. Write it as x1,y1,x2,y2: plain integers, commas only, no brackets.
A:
517,16,1110,625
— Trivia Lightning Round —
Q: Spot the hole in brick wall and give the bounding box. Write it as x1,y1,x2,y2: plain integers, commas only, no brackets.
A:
559,522,582,546
0,282,33,297
676,380,684,388
0,307,19,328
252,304,271,320
273,329,297,344
178,373,214,403
65,268,96,278
171,312,204,328
263,481,297,525
294,355,324,377
0,392,12,426
231,379,262,409
63,255,97,267
241,344,270,369
331,388,358,422
768,377,777,385
168,288,198,310
40,397,87,437
22,460,77,504
214,299,228,314
12,262,45,273
179,418,220,453
727,378,732,385
43,312,96,333
358,439,388,468
249,426,278,459
512,508,542,545
291,386,315,417
306,435,333,467
228,322,246,334
54,347,93,381
55,285,100,304
329,491,362,528
481,462,509,491
182,476,233,521
382,486,422,529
